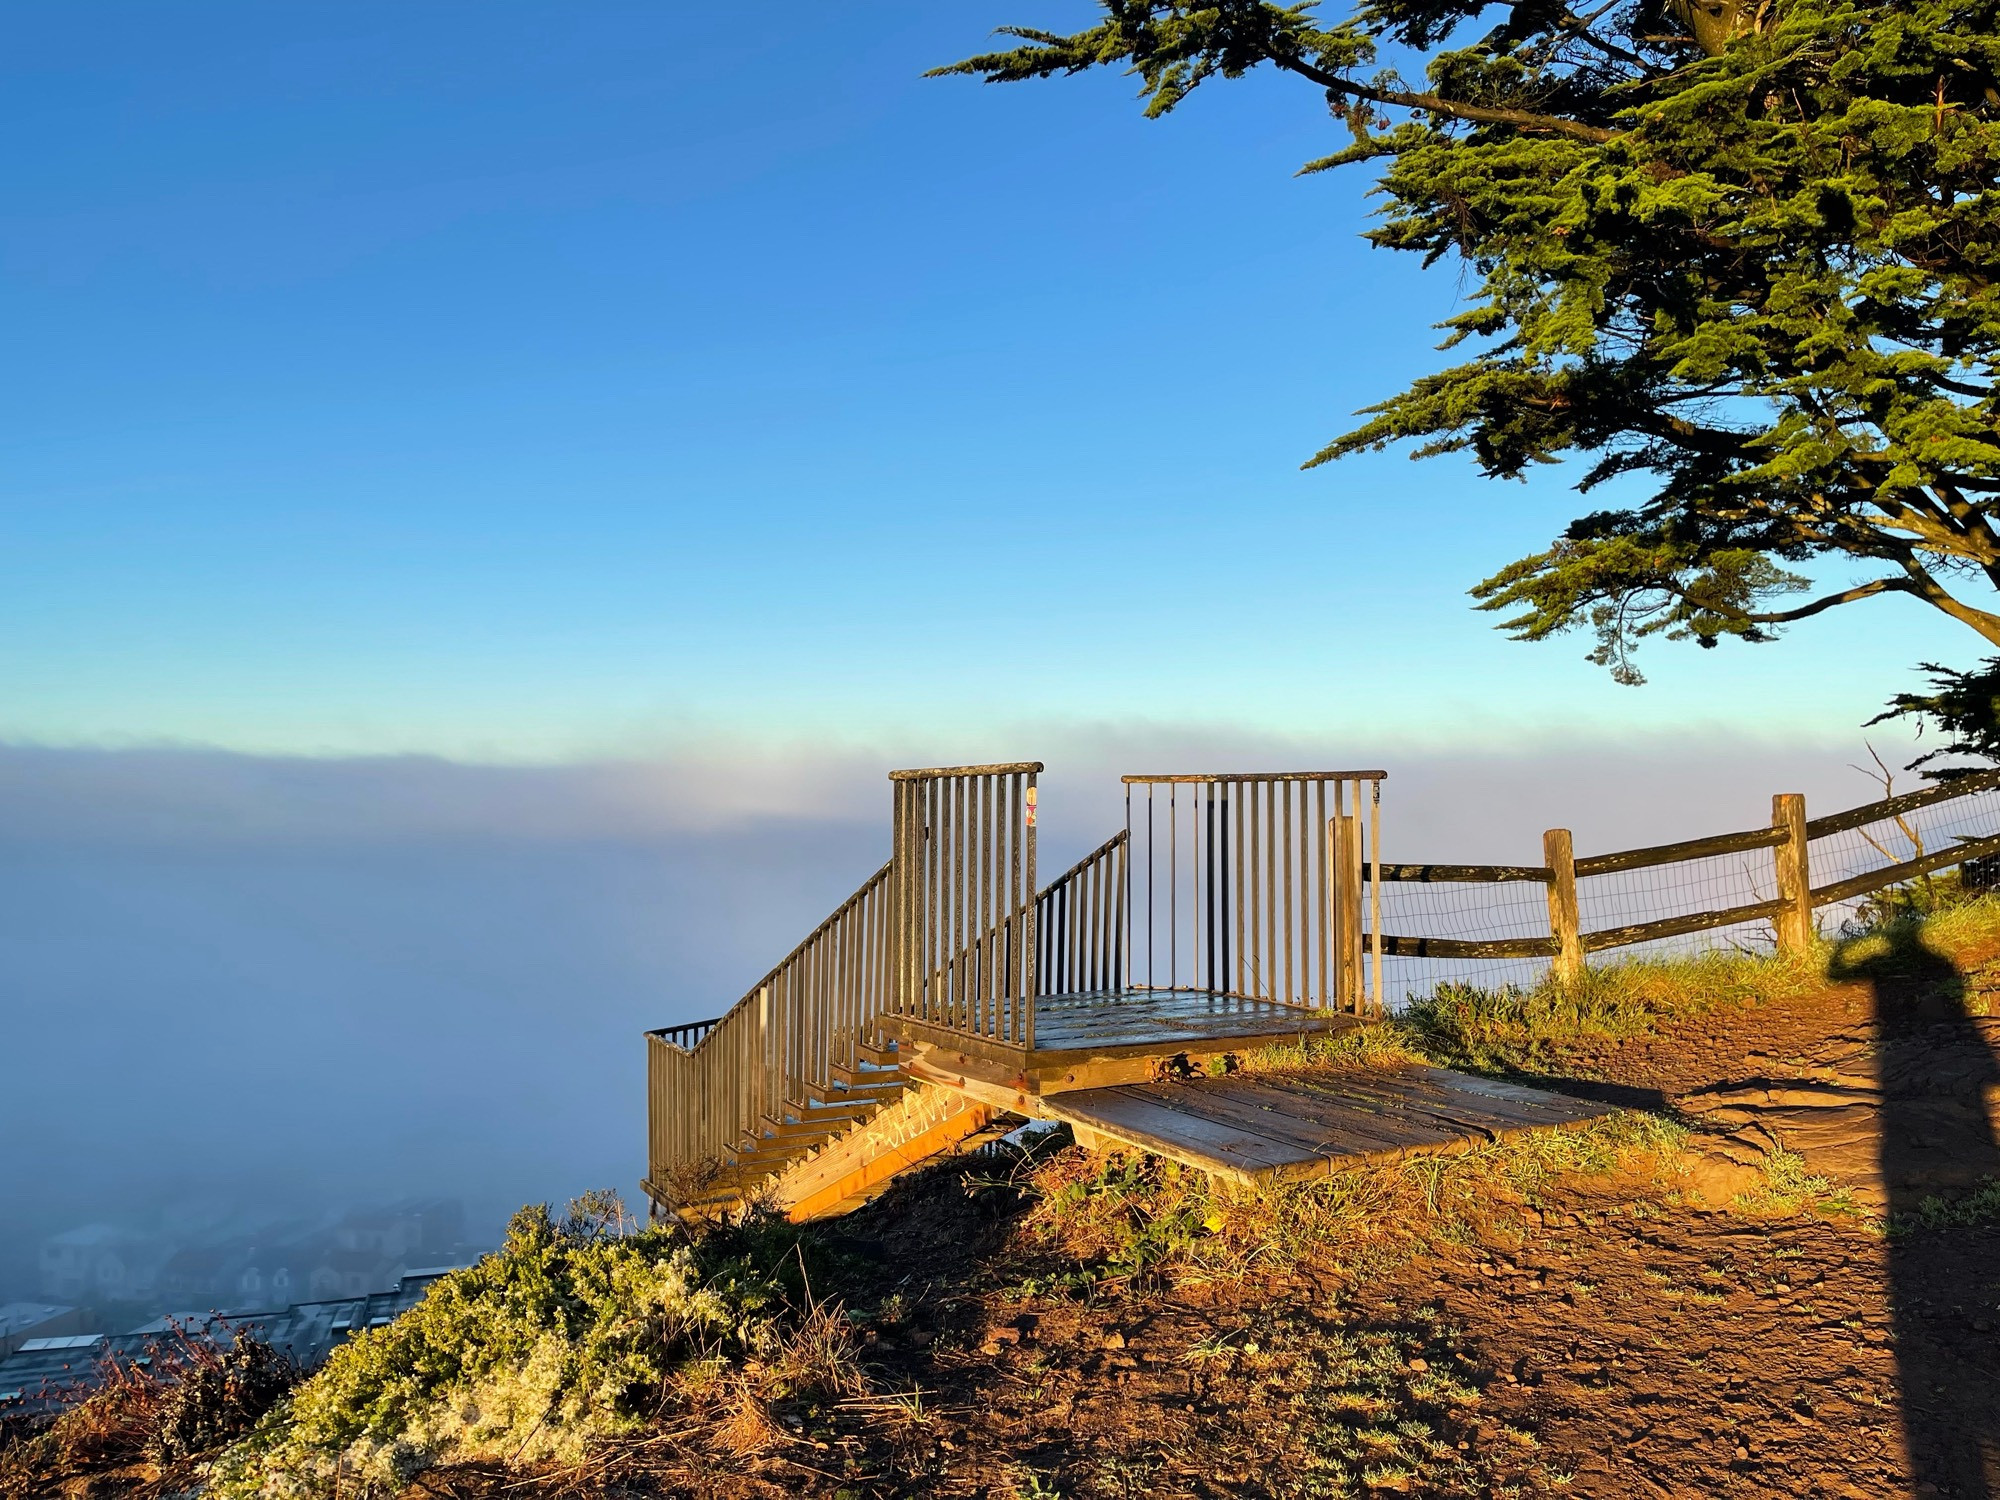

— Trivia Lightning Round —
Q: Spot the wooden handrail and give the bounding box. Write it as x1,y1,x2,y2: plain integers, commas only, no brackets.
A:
1377,933,1558,959
889,761,1044,780
1121,770,1387,784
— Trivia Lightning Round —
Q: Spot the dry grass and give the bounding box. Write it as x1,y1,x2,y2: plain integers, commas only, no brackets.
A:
0,1326,296,1500
1392,893,2000,1073
1020,1110,1691,1290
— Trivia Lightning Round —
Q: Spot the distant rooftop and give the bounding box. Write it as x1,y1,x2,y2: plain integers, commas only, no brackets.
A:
0,1303,77,1336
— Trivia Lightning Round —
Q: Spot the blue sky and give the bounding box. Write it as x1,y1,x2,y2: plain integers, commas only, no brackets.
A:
0,1,1969,761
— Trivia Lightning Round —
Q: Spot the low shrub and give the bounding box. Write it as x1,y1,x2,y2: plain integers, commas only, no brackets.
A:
0,1325,297,1500
213,1196,861,1497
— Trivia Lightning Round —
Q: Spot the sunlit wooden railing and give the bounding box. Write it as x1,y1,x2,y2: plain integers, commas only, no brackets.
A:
646,861,892,1193
1121,772,1386,1013
1036,830,1127,996
889,762,1041,1049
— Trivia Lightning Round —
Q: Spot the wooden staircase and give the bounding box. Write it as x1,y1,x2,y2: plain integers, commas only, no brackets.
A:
643,762,1394,1222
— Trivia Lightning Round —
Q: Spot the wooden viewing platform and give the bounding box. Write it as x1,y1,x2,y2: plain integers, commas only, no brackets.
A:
642,761,1607,1222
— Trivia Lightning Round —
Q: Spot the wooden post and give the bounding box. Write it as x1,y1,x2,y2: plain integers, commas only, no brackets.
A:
1773,792,1812,955
1330,814,1363,1013
1543,829,1584,985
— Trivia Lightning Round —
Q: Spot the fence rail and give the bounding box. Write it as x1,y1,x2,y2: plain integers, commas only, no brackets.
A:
1375,773,2000,995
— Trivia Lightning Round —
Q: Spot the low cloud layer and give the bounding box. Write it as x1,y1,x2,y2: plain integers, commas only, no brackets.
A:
0,726,1924,1282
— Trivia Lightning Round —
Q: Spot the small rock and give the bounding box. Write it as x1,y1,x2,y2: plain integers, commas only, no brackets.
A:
1100,1330,1126,1350
1407,1358,1429,1372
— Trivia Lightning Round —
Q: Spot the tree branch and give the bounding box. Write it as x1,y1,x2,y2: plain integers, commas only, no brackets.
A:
1267,49,1620,144
1715,576,1916,622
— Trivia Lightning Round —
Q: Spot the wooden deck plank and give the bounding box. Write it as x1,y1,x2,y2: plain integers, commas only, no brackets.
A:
1246,1070,1588,1131
1228,1073,1531,1139
1154,1078,1470,1154
1044,1065,1618,1184
1088,1084,1356,1156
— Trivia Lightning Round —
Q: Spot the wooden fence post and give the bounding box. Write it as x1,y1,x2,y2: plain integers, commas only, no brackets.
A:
1543,828,1584,985
1773,792,1812,955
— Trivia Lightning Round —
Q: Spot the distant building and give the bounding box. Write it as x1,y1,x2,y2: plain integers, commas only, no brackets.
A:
0,1270,456,1415
37,1227,160,1304
0,1304,86,1359
232,1250,308,1310
159,1246,237,1305
308,1248,401,1302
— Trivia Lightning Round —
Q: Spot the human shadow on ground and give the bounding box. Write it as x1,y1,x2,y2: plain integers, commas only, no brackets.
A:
1830,921,2000,1498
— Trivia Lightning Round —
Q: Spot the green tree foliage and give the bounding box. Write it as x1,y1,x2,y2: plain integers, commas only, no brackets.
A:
936,0,2000,703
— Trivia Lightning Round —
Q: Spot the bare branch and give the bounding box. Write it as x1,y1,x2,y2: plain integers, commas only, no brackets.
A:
1267,49,1620,144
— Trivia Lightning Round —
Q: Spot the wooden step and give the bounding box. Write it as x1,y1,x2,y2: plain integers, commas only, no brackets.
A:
763,1100,876,1132
831,1060,906,1088
766,1083,1001,1222
856,1041,902,1067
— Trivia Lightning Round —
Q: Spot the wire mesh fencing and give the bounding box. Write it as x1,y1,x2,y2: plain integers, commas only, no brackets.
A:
1370,771,2000,1009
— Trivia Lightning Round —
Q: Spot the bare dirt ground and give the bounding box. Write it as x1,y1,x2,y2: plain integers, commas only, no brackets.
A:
641,949,2000,1500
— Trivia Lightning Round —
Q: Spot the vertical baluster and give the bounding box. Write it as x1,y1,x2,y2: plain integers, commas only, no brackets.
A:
1124,788,1133,992
1022,769,1036,1049
1169,784,1178,989
1008,772,1022,1037
1264,780,1278,1003
1220,784,1231,995
1247,783,1261,997
1282,779,1295,1005
1204,782,1217,993
1224,788,1240,1000
1191,783,1202,988
1146,786,1155,989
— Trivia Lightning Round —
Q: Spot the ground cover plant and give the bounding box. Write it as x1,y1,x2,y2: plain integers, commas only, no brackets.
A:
206,1194,867,1498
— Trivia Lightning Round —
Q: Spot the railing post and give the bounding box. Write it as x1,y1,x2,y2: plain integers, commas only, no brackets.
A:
1773,792,1812,955
1022,778,1037,1048
1543,828,1584,985
1329,813,1363,1012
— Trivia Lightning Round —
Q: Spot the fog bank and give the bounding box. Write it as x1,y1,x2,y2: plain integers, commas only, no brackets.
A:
0,727,1922,1289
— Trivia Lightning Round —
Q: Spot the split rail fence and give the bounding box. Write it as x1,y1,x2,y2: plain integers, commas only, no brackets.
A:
1376,769,2000,999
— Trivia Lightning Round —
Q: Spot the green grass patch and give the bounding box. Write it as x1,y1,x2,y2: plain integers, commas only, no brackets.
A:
1020,1111,1688,1288
1892,1177,2000,1234
1389,893,2000,1073
1400,951,1826,1073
